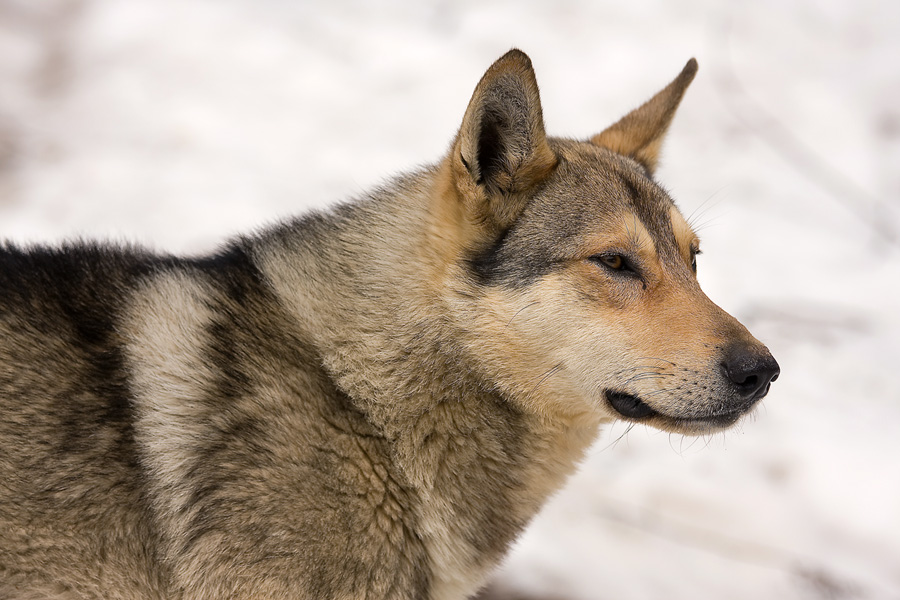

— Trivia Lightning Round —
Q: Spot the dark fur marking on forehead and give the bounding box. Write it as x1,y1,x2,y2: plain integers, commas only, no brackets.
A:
465,143,687,289
617,174,644,207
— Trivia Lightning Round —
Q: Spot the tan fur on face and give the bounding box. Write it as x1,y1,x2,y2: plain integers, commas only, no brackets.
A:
669,205,701,267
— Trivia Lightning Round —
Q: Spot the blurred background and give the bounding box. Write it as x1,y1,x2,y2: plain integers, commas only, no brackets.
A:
1,0,898,598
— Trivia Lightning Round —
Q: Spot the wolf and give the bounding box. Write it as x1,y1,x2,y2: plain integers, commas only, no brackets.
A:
0,49,778,599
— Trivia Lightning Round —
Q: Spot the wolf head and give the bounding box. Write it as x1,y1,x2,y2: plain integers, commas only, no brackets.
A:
437,50,778,435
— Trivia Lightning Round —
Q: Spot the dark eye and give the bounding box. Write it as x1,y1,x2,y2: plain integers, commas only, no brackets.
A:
589,253,637,276
690,248,701,274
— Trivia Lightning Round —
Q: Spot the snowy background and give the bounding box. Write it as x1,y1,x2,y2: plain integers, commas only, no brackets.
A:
1,0,898,598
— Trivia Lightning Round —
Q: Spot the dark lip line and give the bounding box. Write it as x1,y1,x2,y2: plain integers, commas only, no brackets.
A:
665,410,743,425
666,392,769,425
630,409,743,425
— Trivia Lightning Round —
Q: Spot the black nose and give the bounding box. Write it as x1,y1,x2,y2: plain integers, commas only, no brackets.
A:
722,344,780,402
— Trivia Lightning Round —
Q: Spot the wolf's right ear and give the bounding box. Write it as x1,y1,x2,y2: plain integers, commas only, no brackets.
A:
450,50,557,231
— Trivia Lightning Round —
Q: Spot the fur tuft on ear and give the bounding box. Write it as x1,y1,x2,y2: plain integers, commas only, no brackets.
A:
452,49,557,230
592,58,698,174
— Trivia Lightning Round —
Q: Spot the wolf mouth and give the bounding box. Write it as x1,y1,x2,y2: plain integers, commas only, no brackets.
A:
605,389,746,429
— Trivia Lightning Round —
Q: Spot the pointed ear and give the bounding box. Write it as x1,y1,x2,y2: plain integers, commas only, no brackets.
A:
451,49,557,230
592,58,698,174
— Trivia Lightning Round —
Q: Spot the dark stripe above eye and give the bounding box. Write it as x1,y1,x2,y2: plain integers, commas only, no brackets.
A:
618,175,643,203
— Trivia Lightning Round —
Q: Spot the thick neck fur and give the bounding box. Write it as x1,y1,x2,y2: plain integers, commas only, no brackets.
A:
251,163,600,597
253,168,456,427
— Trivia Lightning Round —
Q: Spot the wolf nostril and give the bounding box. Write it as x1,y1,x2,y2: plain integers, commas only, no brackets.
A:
722,344,780,401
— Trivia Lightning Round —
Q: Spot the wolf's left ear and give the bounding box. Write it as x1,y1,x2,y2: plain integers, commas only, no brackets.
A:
452,49,557,230
592,58,698,174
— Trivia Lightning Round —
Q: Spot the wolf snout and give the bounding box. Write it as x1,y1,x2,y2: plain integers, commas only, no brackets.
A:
721,343,780,403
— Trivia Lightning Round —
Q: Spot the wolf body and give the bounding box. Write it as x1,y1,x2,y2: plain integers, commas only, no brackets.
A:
0,51,778,599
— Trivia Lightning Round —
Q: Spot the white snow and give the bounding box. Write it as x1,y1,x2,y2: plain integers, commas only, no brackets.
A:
1,0,898,598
